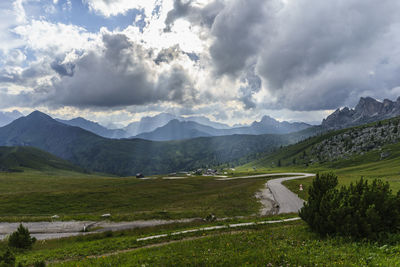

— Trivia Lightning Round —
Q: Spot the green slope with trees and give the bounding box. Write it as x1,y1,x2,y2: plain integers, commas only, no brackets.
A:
0,146,83,173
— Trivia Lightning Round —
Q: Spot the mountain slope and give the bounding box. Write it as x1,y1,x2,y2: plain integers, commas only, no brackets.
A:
250,115,400,169
322,96,400,129
0,111,319,176
57,117,128,139
124,113,178,136
183,116,231,129
135,120,219,141
0,146,83,172
0,110,24,127
124,113,231,136
0,111,104,159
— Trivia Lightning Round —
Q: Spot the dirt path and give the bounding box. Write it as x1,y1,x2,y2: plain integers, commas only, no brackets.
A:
0,218,199,241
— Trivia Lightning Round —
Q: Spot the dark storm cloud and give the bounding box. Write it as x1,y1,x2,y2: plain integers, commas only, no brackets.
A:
164,0,224,32
45,33,195,108
209,0,279,75
205,0,400,110
239,66,262,109
257,0,400,110
0,62,50,86
51,61,75,77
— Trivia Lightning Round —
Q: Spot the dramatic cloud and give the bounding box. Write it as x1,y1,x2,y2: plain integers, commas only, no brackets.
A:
164,0,224,31
256,0,400,110
51,60,75,77
209,0,280,75
46,33,196,107
3,0,400,125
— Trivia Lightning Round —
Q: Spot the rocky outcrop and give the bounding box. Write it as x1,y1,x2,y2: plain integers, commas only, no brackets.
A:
322,97,400,130
311,119,400,162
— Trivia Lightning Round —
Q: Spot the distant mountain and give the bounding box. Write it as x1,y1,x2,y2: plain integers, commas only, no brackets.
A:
0,110,24,127
0,111,317,176
136,120,216,141
136,115,311,141
0,146,83,173
57,117,128,139
183,116,231,129
124,113,178,136
322,96,400,129
124,113,231,136
246,115,312,135
0,111,103,159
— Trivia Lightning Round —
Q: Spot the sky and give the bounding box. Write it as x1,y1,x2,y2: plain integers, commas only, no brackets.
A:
1,0,400,126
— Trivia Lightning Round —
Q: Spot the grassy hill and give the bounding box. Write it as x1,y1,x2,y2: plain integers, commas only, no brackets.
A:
0,146,83,173
247,115,400,169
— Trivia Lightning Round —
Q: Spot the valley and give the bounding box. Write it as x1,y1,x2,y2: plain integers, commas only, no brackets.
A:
3,1,400,265
0,98,400,266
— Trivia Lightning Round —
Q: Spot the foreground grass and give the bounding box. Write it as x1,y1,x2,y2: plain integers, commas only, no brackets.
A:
3,215,296,265
0,170,273,221
49,220,400,267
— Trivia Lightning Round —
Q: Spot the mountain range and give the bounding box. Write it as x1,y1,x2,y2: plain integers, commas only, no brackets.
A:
57,117,129,139
136,116,311,141
56,113,232,139
322,96,400,129
0,111,317,176
56,112,311,141
0,95,398,175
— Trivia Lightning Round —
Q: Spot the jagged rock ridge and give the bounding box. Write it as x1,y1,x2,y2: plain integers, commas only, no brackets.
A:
322,96,400,129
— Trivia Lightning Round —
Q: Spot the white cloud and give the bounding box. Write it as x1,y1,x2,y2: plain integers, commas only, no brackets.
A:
13,20,99,55
83,0,158,17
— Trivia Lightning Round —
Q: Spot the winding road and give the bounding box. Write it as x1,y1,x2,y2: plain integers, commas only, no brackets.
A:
217,172,315,214
266,173,314,213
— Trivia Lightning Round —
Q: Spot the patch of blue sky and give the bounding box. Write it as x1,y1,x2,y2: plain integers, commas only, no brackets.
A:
22,0,145,33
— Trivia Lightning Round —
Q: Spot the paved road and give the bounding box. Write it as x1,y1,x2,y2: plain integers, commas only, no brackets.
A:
217,172,315,214
266,173,314,214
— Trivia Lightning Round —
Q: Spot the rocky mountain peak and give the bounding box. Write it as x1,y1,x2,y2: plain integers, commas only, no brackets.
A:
354,97,382,117
322,96,400,130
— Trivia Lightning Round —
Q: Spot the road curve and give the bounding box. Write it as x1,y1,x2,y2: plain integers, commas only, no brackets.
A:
266,173,314,214
217,173,315,214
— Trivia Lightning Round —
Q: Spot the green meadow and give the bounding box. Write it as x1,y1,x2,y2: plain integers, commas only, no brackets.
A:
0,169,274,222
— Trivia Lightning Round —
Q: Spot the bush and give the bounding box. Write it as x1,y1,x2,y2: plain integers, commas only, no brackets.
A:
33,260,46,267
0,248,15,267
8,224,36,249
300,173,400,240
